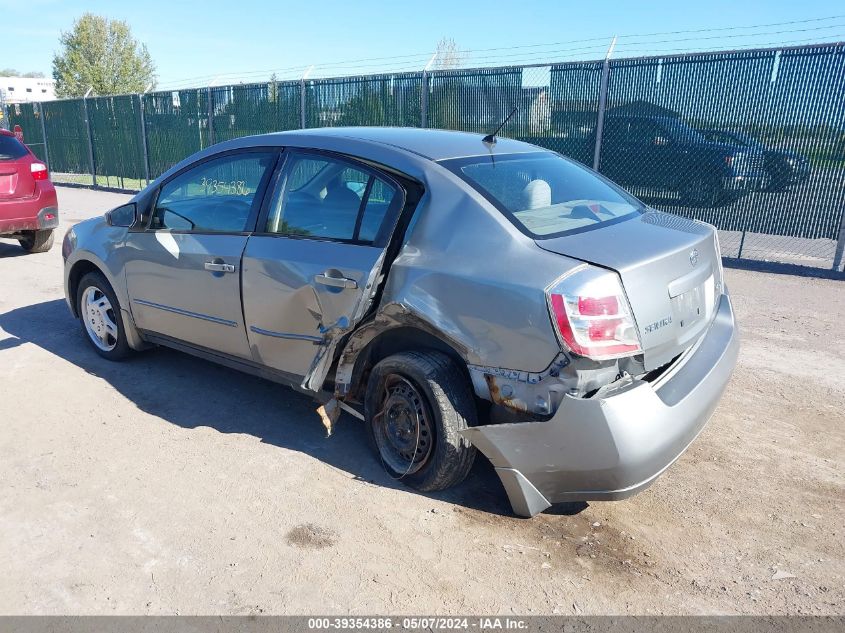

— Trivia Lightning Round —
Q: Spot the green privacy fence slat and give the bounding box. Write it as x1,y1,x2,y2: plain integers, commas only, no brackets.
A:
88,95,146,186
7,102,46,161
597,44,845,240
427,67,522,134
42,99,89,174
305,73,422,128
142,89,210,178
528,61,604,165
213,81,302,142
5,42,844,271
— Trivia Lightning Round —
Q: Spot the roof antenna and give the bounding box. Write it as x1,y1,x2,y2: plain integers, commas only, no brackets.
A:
483,107,518,145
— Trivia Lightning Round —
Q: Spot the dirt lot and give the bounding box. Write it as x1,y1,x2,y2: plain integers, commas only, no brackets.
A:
0,187,842,615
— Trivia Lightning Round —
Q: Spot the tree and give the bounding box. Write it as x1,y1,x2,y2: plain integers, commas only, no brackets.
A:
1,69,45,78
52,14,156,97
433,38,467,70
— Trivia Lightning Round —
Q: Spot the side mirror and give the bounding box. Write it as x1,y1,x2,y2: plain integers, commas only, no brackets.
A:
105,203,137,228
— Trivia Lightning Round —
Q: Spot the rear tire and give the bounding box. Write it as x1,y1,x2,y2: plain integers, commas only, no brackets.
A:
680,175,722,207
18,229,54,253
364,351,477,492
765,167,790,192
76,271,133,361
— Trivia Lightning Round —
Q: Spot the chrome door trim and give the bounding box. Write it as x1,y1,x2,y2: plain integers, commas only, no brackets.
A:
134,299,239,328
249,325,323,343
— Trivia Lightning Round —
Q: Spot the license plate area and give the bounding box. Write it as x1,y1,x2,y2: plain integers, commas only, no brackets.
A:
672,285,705,329
670,274,715,344
0,173,17,196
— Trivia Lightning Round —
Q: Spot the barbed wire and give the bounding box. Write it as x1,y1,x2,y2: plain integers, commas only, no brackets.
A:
153,15,845,90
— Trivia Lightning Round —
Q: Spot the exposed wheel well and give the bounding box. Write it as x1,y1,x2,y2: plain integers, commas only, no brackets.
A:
67,260,103,317
343,326,471,403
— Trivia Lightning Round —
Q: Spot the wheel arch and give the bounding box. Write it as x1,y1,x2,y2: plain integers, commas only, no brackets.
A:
334,316,472,405
67,259,104,318
66,255,148,351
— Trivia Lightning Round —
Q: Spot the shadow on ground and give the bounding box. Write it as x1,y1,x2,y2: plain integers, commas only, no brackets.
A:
0,239,29,258
1,299,587,518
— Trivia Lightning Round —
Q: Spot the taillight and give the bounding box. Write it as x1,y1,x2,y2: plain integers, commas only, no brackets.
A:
31,162,49,181
547,267,642,360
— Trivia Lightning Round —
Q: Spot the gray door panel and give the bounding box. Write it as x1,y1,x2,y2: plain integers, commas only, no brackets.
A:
125,232,252,358
241,236,383,378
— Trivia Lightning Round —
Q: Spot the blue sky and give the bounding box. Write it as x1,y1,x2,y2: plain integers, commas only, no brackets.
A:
2,0,843,88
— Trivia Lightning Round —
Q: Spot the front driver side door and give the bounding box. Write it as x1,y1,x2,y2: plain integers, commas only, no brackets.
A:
241,150,406,390
124,149,277,359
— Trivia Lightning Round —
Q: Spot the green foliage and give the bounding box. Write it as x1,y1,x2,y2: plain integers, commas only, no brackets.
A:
0,69,45,78
52,13,156,98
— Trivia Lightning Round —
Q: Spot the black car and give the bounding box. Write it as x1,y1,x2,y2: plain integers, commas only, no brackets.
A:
597,114,768,207
700,129,811,192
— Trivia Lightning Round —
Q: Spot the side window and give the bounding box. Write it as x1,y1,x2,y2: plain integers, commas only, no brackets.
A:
359,178,398,242
151,152,275,232
287,158,329,191
265,152,397,243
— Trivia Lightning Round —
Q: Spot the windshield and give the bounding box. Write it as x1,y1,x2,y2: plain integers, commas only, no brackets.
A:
0,135,29,161
442,152,643,238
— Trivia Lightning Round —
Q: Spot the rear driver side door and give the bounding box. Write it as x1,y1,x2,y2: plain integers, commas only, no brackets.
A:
241,150,406,390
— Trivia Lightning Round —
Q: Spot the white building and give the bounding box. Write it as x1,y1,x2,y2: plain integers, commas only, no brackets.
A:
0,76,56,104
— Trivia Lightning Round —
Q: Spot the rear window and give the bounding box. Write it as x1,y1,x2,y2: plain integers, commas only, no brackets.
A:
0,135,29,161
442,152,643,238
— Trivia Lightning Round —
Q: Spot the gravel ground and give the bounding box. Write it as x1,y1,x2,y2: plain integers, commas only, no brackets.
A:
0,187,842,615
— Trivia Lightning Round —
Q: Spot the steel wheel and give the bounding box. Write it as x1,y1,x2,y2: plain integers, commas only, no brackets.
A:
81,285,118,352
372,374,435,477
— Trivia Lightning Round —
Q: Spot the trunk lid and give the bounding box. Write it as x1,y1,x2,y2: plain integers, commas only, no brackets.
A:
537,210,722,370
0,159,34,199
0,157,36,201
0,133,36,200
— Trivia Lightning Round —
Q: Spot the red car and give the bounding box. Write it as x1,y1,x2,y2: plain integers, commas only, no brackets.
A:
0,129,59,253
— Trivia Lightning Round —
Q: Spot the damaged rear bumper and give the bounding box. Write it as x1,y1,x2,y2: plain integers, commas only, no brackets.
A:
461,293,739,518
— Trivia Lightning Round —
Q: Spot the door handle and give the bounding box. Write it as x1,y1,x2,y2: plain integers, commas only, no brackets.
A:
315,273,358,289
204,262,236,273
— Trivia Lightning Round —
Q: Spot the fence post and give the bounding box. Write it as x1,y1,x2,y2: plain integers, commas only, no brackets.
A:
420,53,437,129
137,94,151,186
833,209,845,272
300,79,306,129
37,102,50,169
300,66,314,129
592,36,617,172
82,94,97,188
421,71,429,128
207,86,215,146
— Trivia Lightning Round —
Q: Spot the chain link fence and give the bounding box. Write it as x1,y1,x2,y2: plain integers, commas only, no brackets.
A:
3,42,844,273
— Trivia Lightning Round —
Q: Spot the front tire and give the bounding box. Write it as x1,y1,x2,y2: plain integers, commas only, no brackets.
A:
364,351,477,492
76,271,133,361
19,229,54,253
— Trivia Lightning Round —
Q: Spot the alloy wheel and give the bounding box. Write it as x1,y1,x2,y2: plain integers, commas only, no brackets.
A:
81,286,118,352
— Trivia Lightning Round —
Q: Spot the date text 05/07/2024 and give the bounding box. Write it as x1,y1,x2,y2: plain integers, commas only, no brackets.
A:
307,617,530,631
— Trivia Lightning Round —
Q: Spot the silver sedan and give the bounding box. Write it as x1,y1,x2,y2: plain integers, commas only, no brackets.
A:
63,127,738,517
